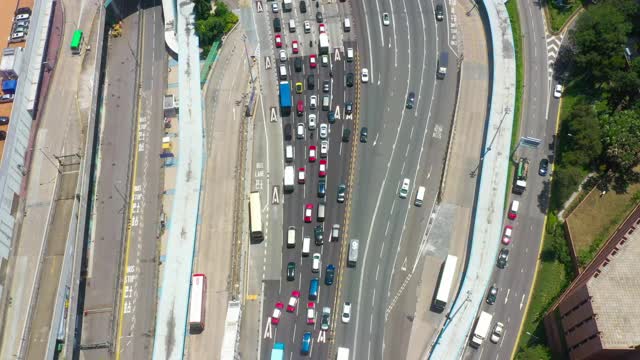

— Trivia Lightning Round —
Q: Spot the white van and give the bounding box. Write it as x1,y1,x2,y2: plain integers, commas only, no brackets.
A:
302,236,311,256
317,203,326,222
415,186,425,206
279,64,287,80
344,18,351,32
289,19,296,32
346,48,354,62
287,226,296,248
285,145,294,162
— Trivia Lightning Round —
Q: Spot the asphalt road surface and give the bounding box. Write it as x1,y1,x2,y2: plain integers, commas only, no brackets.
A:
336,0,458,359
258,0,357,358
469,0,562,358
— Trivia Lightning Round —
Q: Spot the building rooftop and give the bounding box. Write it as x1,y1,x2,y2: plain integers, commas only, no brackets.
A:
588,224,640,349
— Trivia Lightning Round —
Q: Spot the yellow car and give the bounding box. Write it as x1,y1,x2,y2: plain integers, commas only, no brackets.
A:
296,82,304,94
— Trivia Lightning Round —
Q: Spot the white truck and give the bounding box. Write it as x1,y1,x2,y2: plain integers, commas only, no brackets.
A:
319,33,330,55
470,311,493,348
283,0,292,11
284,166,295,193
336,347,350,360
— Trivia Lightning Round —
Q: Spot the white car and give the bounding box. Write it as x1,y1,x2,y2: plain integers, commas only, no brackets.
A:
361,68,369,83
310,95,317,110
399,178,410,198
304,21,311,33
319,123,328,139
15,13,30,21
279,49,287,61
308,114,317,130
297,123,305,139
312,253,321,272
272,2,279,12
320,141,328,158
382,13,390,26
553,84,563,98
490,322,504,343
341,302,352,323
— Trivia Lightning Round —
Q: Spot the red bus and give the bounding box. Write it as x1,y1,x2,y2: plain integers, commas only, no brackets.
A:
189,273,207,333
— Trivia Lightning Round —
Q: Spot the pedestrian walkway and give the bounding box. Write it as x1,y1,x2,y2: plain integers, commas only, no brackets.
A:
429,0,516,356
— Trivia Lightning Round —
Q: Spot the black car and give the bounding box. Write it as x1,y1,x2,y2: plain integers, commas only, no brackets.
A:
325,264,335,285
539,158,549,176
342,128,351,142
360,127,368,143
284,123,292,140
486,285,498,304
318,179,326,197
316,11,323,23
314,225,324,245
273,17,281,33
435,4,444,21
345,102,353,115
307,74,315,90
0,117,9,126
406,92,415,109
346,73,354,87
294,58,303,72
497,248,509,269
337,184,346,203
287,262,296,281
328,111,335,124
300,0,307,13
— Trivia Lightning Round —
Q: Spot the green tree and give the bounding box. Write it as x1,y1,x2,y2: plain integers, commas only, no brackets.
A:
214,1,230,16
600,110,640,172
193,0,212,21
571,0,635,84
552,165,585,209
561,104,602,167
196,16,226,45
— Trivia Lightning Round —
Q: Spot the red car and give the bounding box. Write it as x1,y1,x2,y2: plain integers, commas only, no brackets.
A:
319,23,326,33
502,225,513,245
275,34,282,48
271,302,284,324
309,54,317,68
287,290,301,312
508,200,519,220
319,159,327,177
309,145,317,162
306,302,316,324
292,40,299,54
304,204,313,223
298,167,306,184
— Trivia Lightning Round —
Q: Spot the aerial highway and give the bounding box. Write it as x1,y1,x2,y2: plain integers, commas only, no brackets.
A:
338,0,458,359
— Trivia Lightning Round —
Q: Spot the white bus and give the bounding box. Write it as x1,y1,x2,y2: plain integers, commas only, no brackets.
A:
249,192,263,241
432,255,458,313
189,273,207,332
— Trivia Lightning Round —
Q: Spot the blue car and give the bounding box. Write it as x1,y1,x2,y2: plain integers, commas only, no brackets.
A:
301,332,312,354
325,264,335,285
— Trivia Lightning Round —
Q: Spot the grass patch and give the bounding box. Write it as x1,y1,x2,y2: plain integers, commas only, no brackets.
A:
515,214,574,359
505,0,524,206
546,1,582,33
568,188,640,266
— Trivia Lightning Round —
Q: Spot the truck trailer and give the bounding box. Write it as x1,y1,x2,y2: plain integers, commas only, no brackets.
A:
271,342,285,360
319,33,330,55
279,81,292,114
284,166,295,193
470,311,493,348
336,347,350,360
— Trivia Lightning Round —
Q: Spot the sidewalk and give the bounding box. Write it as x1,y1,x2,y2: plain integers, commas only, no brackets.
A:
405,0,491,358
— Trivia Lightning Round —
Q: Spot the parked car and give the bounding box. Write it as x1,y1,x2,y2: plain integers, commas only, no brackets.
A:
497,248,509,268
502,225,513,245
539,158,549,176
0,94,15,103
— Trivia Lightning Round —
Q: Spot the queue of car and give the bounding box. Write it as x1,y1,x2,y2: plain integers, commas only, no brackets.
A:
271,2,358,355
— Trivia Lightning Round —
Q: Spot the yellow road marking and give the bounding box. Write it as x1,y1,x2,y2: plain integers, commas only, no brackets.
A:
509,96,563,358
115,12,146,360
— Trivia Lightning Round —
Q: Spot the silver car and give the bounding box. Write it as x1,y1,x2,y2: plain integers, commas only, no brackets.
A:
321,306,331,330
